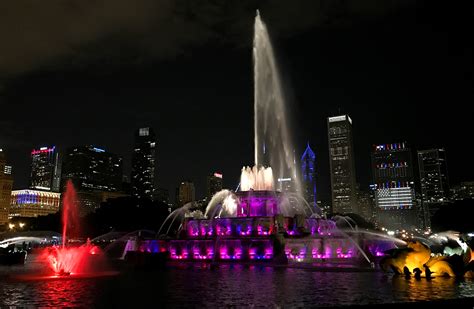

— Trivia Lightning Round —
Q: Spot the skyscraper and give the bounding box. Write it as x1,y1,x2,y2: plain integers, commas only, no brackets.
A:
30,146,61,192
62,146,123,192
177,181,195,207
371,143,418,230
418,149,450,203
61,145,123,216
301,143,317,207
207,172,223,199
0,149,13,226
327,115,357,215
418,148,450,228
131,127,156,201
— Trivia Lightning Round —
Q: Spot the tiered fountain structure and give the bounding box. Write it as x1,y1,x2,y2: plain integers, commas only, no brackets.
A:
125,165,397,266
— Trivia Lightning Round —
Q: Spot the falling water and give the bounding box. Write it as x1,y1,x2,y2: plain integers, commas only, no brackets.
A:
253,10,301,194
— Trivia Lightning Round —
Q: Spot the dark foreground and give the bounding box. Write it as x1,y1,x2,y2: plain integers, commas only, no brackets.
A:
1,256,473,307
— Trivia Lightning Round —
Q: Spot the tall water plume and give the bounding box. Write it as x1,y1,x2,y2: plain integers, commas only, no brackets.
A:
253,10,301,194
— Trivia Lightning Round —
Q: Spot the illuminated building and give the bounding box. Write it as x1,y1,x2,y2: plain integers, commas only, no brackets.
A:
301,143,317,207
327,115,357,214
177,181,195,207
61,145,123,216
10,189,61,217
417,148,450,227
131,127,156,201
418,148,450,203
451,181,474,201
0,149,13,225
371,142,418,230
356,185,375,222
30,146,61,192
207,173,223,199
62,145,122,192
418,148,450,228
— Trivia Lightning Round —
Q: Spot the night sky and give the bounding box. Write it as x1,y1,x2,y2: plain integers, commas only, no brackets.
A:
1,0,473,202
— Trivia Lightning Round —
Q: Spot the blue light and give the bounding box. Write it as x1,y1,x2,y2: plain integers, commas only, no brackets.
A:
92,147,105,153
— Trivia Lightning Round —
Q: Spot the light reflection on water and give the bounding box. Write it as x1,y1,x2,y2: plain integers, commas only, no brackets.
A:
1,264,474,307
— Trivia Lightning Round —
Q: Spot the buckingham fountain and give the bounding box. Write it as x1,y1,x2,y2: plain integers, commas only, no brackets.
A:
121,11,400,268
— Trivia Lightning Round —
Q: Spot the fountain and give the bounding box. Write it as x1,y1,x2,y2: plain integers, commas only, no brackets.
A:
36,181,114,278
380,232,474,278
120,11,401,268
253,10,300,193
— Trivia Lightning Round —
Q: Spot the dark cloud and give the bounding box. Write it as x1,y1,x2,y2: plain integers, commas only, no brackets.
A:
0,0,414,78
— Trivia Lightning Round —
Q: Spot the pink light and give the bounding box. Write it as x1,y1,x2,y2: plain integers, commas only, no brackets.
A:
31,147,55,155
213,172,223,178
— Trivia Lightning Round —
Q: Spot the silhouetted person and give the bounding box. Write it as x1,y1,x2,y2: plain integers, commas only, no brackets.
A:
424,264,433,279
413,268,422,280
403,266,411,278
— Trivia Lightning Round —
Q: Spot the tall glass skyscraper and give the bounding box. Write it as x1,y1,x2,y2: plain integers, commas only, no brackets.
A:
418,148,450,203
131,127,156,200
418,148,450,228
327,115,357,215
62,145,123,192
61,145,124,216
30,146,61,192
301,143,317,207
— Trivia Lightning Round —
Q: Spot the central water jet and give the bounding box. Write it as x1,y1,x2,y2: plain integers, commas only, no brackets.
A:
253,10,300,193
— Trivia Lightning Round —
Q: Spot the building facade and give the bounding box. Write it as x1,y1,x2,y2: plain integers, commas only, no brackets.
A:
301,143,317,207
371,143,418,230
418,148,450,203
177,181,195,207
62,146,123,192
327,115,357,215
356,185,375,223
131,127,156,201
0,149,13,226
417,148,450,228
451,181,474,201
30,146,61,192
61,145,123,216
10,189,61,217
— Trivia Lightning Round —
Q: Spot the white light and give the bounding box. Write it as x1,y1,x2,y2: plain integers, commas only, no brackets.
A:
328,115,347,123
139,128,149,136
40,147,48,150
387,231,395,236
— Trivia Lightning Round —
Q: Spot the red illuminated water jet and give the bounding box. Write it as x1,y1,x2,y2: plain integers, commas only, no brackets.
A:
43,181,102,276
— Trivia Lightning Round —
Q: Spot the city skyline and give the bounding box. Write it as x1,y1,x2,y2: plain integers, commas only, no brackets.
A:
0,1,473,201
